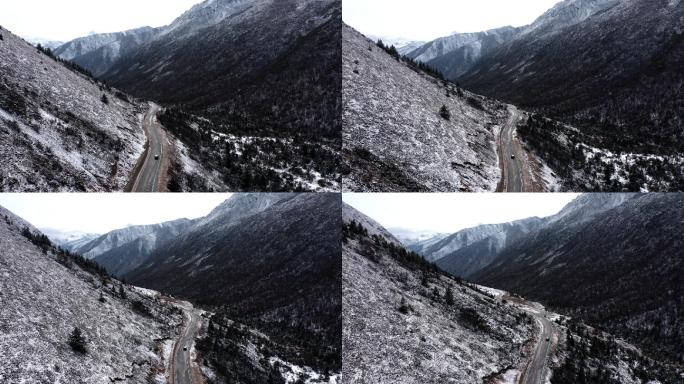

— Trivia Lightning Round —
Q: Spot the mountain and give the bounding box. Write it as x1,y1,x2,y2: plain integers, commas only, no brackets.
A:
54,0,343,192
473,193,684,364
368,35,426,55
25,37,65,50
343,25,503,192
389,227,448,247
408,26,518,79
0,206,184,382
342,203,541,382
0,26,146,192
127,193,342,379
459,0,684,163
40,228,100,247
425,217,545,278
406,0,684,191
68,219,193,276
54,27,156,76
345,201,682,383
70,0,342,139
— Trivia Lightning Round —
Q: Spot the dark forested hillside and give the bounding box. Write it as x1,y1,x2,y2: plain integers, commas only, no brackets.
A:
461,0,683,153
474,194,684,365
127,194,342,378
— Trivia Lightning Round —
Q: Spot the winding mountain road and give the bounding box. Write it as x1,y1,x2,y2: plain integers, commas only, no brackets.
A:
170,301,203,384
519,310,554,384
130,103,169,192
496,106,531,192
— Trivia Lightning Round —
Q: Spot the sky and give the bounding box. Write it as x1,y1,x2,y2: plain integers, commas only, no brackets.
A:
0,0,203,42
0,193,231,234
343,0,561,41
343,193,580,234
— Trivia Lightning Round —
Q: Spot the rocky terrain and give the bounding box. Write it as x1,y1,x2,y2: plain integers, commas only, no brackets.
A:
343,25,505,192
343,203,539,383
0,26,146,191
0,206,184,383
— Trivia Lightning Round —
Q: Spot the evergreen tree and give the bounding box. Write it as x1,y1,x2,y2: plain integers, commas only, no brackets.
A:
101,94,109,104
119,284,126,299
68,327,87,354
445,287,455,305
98,291,106,303
440,105,451,120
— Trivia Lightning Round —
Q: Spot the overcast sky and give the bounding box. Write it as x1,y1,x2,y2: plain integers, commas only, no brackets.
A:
0,193,231,234
343,0,561,41
0,0,203,42
343,193,580,234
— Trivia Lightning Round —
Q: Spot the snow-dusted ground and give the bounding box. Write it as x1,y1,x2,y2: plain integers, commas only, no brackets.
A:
0,28,145,191
343,205,537,383
269,357,339,384
0,206,184,383
343,25,504,192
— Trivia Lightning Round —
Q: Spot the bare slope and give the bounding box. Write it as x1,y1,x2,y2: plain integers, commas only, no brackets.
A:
0,27,146,191
0,206,183,383
342,204,538,383
342,24,504,192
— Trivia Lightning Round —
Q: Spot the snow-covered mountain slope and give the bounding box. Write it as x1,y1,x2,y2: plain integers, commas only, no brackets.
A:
414,193,632,279
342,204,538,383
367,35,425,56
25,37,65,50
54,27,155,76
408,26,517,79
69,218,193,277
430,218,546,278
389,227,448,248
342,24,505,192
0,206,183,383
40,228,100,247
0,26,146,192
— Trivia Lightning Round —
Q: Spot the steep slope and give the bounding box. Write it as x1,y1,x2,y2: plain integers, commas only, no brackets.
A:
101,0,341,139
474,193,684,364
0,206,183,383
127,193,342,379
343,24,507,192
408,26,518,79
429,217,545,278
0,26,146,191
342,203,540,383
70,219,193,276
461,0,684,155
54,27,155,76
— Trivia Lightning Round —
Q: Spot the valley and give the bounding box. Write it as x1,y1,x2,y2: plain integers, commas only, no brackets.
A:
344,193,683,383
343,0,684,192
0,0,342,192
0,194,342,383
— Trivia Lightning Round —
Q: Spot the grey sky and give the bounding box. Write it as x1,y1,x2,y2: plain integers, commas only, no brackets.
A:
343,0,562,41
343,193,580,234
0,193,231,234
0,0,203,42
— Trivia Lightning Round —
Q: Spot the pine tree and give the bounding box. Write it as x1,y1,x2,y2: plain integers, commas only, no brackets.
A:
445,287,455,305
119,284,126,299
101,94,109,104
440,105,451,120
98,291,106,303
68,327,87,353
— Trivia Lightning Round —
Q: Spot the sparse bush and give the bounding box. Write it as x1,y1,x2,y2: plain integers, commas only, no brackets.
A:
101,94,109,104
398,297,410,314
445,287,455,305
